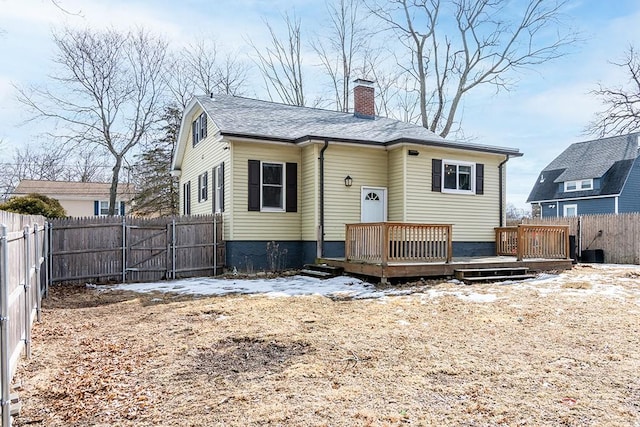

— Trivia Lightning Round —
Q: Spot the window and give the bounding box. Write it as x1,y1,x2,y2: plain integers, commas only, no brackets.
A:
564,204,577,217
213,163,224,213
248,160,297,212
94,200,125,216
191,112,208,146
262,162,284,209
442,160,474,193
183,181,191,215
198,172,208,202
564,179,593,192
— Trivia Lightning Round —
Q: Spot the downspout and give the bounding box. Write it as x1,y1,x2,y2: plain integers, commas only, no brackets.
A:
498,155,510,227
318,139,330,259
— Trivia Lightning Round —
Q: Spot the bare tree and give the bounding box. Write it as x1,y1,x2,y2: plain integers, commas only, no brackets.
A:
311,0,371,112
250,13,305,106
368,0,577,137
0,143,108,201
16,27,168,215
166,39,250,108
588,46,640,136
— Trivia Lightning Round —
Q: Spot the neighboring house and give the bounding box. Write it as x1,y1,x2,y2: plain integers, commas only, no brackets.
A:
12,180,135,217
527,133,640,218
171,80,523,270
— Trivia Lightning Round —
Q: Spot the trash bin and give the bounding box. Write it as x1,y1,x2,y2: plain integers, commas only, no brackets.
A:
581,249,604,263
569,235,577,263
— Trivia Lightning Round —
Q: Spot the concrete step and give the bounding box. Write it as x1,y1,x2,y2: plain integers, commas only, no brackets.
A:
303,264,344,276
300,269,334,279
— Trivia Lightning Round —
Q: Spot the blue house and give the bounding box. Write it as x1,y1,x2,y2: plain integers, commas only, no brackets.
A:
527,133,640,217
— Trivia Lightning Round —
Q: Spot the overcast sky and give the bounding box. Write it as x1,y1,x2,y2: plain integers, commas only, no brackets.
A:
1,0,640,211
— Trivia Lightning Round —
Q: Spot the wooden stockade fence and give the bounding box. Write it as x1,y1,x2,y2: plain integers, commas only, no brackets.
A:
48,214,224,284
524,213,640,264
0,211,47,426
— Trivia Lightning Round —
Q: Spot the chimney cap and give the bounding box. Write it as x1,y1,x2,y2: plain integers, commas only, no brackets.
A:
353,78,374,87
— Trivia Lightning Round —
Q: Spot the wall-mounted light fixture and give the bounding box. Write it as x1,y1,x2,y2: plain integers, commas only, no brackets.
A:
408,149,420,156
548,204,555,209
344,175,353,187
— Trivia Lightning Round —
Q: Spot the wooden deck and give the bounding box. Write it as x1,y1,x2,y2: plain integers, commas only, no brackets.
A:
321,255,573,282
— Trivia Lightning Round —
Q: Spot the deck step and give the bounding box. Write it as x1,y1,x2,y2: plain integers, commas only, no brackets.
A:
455,267,533,283
461,274,536,283
300,264,344,279
455,267,529,279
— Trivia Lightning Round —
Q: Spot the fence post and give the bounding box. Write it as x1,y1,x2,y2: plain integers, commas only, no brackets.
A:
172,219,176,280
23,226,31,359
213,215,217,276
0,224,11,427
121,216,126,284
44,222,50,298
34,224,42,323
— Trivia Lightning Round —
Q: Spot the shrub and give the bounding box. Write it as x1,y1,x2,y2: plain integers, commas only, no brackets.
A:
0,193,67,218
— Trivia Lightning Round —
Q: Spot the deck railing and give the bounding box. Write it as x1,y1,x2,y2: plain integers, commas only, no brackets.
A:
495,225,570,260
345,222,452,264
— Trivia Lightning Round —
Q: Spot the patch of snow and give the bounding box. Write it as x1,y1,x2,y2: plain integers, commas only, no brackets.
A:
104,264,640,303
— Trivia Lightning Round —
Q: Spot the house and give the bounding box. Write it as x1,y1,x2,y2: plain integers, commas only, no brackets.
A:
527,133,640,218
171,80,523,271
12,180,135,217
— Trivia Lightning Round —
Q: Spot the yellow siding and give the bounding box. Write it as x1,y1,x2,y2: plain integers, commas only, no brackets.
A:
404,147,505,241
301,144,318,240
178,104,231,238
231,141,302,241
323,145,388,241
388,147,405,222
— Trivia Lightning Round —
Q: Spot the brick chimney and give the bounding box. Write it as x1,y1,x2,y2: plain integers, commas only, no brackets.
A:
353,78,375,119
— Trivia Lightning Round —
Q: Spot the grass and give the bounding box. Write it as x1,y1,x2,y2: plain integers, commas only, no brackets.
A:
13,264,640,426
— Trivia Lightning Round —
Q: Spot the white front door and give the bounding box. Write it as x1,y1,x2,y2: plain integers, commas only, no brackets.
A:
361,187,387,223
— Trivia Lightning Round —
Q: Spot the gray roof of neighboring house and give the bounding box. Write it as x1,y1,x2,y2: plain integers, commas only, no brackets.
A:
527,133,640,203
196,94,522,156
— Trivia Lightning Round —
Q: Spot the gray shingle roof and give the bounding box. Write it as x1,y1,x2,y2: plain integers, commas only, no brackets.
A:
544,133,639,182
196,94,521,156
527,133,640,203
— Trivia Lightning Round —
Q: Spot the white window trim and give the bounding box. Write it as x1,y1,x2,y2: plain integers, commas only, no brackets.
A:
98,200,123,216
563,204,578,217
213,164,223,213
260,161,286,212
99,200,110,216
564,179,593,192
198,172,208,202
442,159,475,194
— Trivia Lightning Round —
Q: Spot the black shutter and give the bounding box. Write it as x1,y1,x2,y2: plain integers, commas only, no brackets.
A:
203,171,208,201
476,163,484,195
202,113,207,139
192,120,197,146
432,159,442,192
120,201,125,216
94,200,99,216
198,174,202,202
286,162,297,212
248,160,260,211
219,162,225,212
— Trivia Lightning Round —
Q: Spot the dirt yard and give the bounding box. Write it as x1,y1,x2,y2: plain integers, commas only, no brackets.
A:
13,264,640,426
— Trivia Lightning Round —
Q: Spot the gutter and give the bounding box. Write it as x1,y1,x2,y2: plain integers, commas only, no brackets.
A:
498,155,510,227
318,140,329,259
